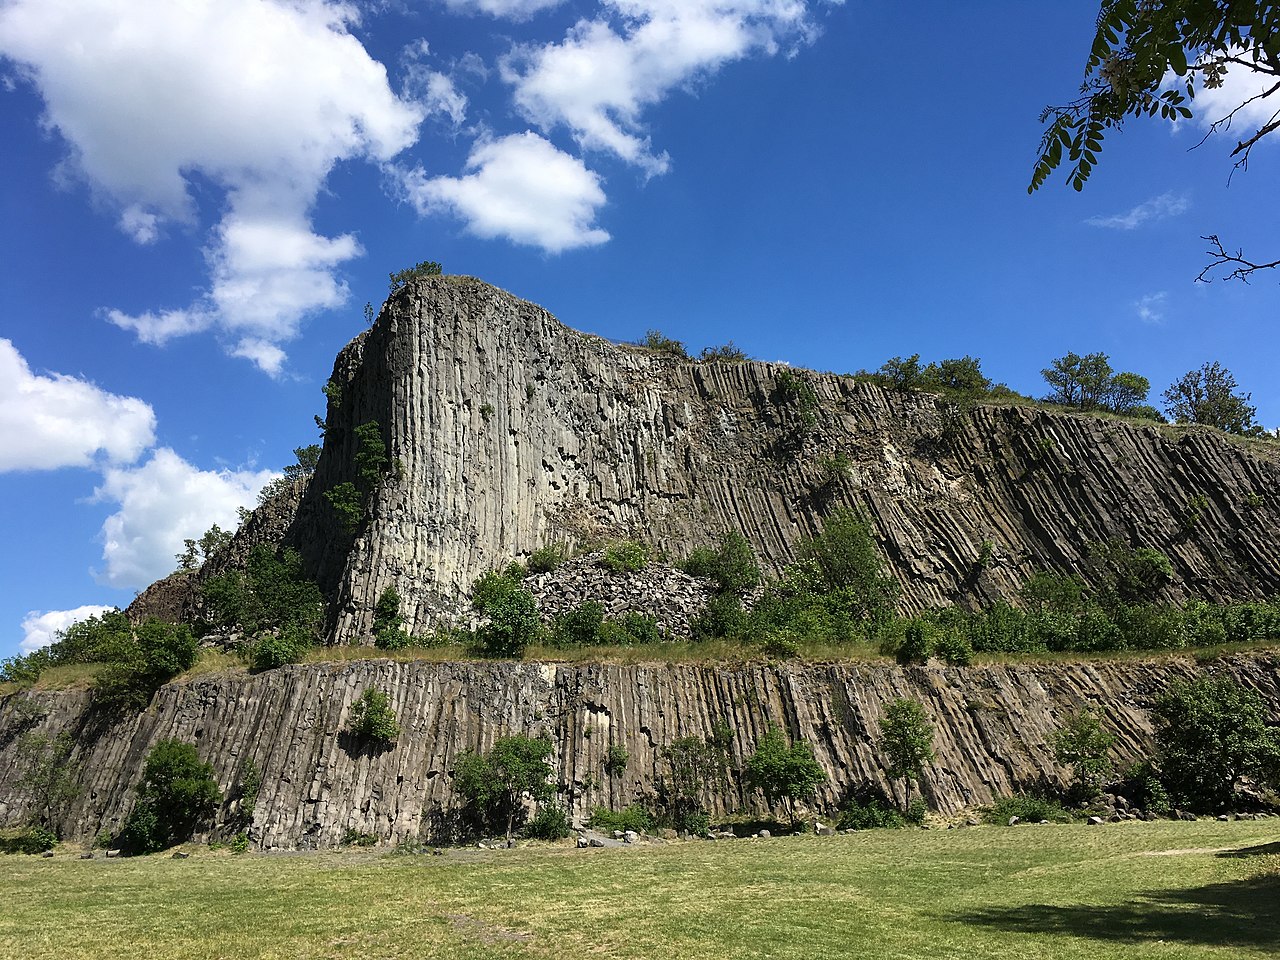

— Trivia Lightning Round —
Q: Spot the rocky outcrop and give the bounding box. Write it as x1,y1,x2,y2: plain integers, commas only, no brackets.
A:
1,652,1276,848
130,277,1280,644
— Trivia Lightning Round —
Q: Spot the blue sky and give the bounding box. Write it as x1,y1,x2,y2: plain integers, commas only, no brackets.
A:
2,0,1277,658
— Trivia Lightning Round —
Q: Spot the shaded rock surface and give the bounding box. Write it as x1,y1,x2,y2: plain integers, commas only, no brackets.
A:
1,652,1275,849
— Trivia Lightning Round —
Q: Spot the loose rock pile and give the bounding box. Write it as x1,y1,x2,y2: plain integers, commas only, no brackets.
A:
524,554,713,638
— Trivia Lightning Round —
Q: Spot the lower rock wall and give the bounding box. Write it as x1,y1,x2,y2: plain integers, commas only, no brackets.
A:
1,653,1276,848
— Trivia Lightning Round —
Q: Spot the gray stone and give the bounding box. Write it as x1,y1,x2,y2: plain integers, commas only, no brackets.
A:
171,851,190,859
758,829,771,839
623,830,639,844
1087,816,1104,825
41,850,53,858
1008,816,1020,827
105,849,121,858
816,825,836,837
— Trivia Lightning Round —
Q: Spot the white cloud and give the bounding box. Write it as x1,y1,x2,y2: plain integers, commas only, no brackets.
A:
20,605,116,654
1192,55,1280,133
93,448,277,589
1085,191,1190,230
404,131,610,252
441,0,565,19
0,338,157,472
1135,291,1168,325
402,41,469,129
0,0,423,372
502,0,821,174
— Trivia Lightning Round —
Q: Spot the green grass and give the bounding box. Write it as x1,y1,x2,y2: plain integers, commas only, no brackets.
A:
2,820,1276,959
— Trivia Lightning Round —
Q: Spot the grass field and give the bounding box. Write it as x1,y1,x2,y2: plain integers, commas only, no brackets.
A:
2,819,1277,960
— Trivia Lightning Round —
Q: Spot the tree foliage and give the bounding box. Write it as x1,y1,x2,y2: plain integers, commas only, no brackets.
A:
1050,708,1116,800
1151,673,1280,810
202,545,323,639
796,508,899,625
14,731,80,833
743,725,826,825
878,699,935,813
453,734,555,840
683,532,761,595
658,724,733,835
389,260,442,295
1162,361,1258,433
117,739,222,854
176,523,233,571
1041,352,1152,415
470,572,541,657
347,688,400,744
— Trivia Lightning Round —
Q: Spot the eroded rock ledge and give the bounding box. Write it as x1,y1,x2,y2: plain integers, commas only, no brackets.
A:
1,652,1275,849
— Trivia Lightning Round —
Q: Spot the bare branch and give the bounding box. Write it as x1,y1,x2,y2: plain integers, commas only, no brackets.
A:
1196,235,1280,284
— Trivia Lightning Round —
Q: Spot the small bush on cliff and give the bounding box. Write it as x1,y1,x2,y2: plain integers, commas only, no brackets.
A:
13,731,80,835
682,532,760,595
373,587,413,650
247,626,310,670
743,725,826,827
550,601,606,646
639,330,689,359
117,739,222,854
347,688,400,744
203,545,323,639
525,544,567,574
454,734,556,841
389,260,442,294
524,802,571,841
601,540,650,574
471,571,541,657
93,619,198,713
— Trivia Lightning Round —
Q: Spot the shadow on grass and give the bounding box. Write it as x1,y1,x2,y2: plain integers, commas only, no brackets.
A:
951,872,1280,952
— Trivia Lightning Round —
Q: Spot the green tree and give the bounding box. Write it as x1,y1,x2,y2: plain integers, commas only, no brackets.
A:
347,688,400,744
1041,352,1151,414
878,698,935,814
878,354,925,391
1162,361,1258,434
471,572,540,658
176,523,232,570
117,739,222,854
923,356,991,395
682,532,761,595
14,731,80,833
453,734,556,841
743,725,827,827
93,619,199,713
1050,709,1116,801
1151,674,1280,810
1031,2,1280,280
659,725,733,835
796,508,899,625
389,260,442,294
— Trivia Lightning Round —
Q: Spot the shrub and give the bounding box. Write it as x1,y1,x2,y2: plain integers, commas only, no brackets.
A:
795,508,899,626
837,798,906,830
640,330,689,358
698,342,748,363
1151,674,1280,811
324,482,363,533
681,532,760,595
1050,708,1115,802
656,729,732,835
117,740,222,854
879,699,935,814
372,587,413,649
526,544,567,574
347,688,400,744
743,725,827,825
341,829,378,847
93,619,199,713
551,601,606,647
202,546,323,638
374,628,414,650
601,540,650,574
0,825,58,855
604,744,629,777
609,612,662,646
932,630,973,666
454,734,556,840
690,593,750,642
473,578,541,658
389,260,442,295
248,626,310,670
525,803,571,840
590,804,654,834
1117,760,1171,815
896,621,930,664
983,794,1071,825
14,731,80,832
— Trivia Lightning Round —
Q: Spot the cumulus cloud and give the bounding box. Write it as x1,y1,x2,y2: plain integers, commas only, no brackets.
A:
440,0,566,19
1085,191,1190,230
0,0,423,372
1135,291,1168,324
404,131,609,252
402,41,470,129
0,338,156,472
93,448,277,589
1191,55,1280,134
502,0,822,174
20,605,115,654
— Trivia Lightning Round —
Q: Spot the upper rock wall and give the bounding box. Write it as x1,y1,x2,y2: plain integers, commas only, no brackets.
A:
269,277,1280,642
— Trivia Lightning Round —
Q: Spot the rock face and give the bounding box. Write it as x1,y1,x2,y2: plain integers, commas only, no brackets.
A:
175,275,1276,643
1,652,1275,848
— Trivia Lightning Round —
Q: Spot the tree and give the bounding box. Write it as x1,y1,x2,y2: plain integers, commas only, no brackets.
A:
1151,674,1280,810
796,508,899,625
176,523,232,570
1050,708,1116,801
1162,361,1258,433
346,688,400,744
878,354,925,391
117,739,222,854
1032,2,1280,281
878,698,935,814
743,725,827,827
471,572,541,658
14,731,80,833
1041,352,1151,414
658,724,734,835
389,260,442,295
452,734,555,841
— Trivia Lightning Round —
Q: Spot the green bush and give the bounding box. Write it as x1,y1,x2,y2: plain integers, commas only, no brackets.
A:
932,631,973,666
698,342,748,363
690,593,750,642
454,734,555,840
1117,760,1171,815
324,482,363,533
601,540,650,574
1050,708,1115,802
526,545,567,574
609,612,662,646
896,621,930,664
795,508,899,626
117,740,222,854
93,619,199,713
640,330,689,358
590,804,654,834
525,803,571,840
341,829,379,847
551,602,606,647
604,744,629,778
983,794,1071,825
389,260,442,294
248,626,310,670
202,546,323,638
347,688,400,744
743,725,827,825
472,576,541,658
836,798,906,830
681,532,760,595
374,628,414,650
0,825,58,855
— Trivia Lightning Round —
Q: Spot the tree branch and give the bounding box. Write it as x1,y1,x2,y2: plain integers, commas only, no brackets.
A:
1196,235,1280,284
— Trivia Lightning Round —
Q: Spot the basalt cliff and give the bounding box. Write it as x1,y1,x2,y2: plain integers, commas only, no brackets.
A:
3,276,1279,848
